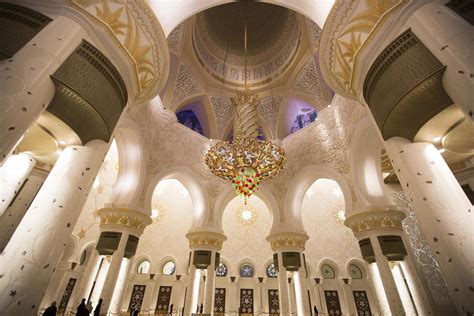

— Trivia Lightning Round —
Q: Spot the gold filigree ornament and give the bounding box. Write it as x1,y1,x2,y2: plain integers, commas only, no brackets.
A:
204,6,286,203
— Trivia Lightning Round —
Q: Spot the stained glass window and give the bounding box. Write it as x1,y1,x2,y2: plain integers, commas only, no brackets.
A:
137,260,151,274
176,110,204,135
239,263,254,277
266,263,277,278
216,262,228,277
349,264,363,279
321,263,335,279
162,261,176,275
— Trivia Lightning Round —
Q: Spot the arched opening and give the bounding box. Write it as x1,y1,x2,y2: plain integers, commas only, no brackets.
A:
301,178,361,277
136,179,193,275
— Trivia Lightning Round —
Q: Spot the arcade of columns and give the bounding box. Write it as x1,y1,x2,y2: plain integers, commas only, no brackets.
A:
0,0,472,315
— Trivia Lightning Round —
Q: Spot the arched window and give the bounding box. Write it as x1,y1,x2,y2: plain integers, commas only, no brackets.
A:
137,260,151,274
79,250,87,265
176,110,204,135
216,262,228,277
321,263,335,279
266,263,277,278
239,263,254,277
162,261,176,275
290,107,317,134
349,264,363,279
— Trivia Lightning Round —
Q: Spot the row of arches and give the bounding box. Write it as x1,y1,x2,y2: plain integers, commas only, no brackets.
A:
132,255,368,280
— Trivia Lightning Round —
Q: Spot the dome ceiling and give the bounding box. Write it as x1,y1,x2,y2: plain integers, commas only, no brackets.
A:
201,2,289,57
193,2,300,88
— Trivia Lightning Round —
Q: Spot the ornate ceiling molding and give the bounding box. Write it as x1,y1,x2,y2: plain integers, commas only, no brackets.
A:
167,21,185,55
68,0,170,101
97,207,152,235
305,19,322,54
185,231,227,251
170,63,202,110
257,96,282,139
344,209,406,235
209,96,234,139
319,0,415,99
266,232,309,252
290,59,325,104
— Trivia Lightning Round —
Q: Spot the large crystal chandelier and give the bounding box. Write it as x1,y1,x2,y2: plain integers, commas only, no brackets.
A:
205,5,286,203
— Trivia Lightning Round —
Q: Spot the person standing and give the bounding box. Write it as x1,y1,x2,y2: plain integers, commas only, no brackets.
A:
43,301,57,316
94,298,103,316
77,299,87,316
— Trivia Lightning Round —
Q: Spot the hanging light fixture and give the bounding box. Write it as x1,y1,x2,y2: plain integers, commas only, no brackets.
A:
205,1,286,203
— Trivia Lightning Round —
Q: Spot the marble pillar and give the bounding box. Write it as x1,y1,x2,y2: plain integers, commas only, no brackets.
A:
0,153,36,216
386,138,473,314
0,16,86,164
203,251,216,314
370,235,405,315
0,166,48,252
71,250,101,307
406,2,474,118
276,252,291,315
99,231,128,314
184,264,199,315
294,263,311,315
0,140,107,315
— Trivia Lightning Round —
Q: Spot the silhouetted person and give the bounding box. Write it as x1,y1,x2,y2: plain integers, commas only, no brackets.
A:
313,305,319,316
43,301,57,316
94,298,103,316
168,303,174,315
199,304,203,313
77,299,88,316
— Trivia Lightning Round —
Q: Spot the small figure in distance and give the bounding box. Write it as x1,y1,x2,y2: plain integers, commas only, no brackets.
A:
43,301,57,316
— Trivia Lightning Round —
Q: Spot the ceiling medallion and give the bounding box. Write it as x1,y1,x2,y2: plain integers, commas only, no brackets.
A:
204,6,286,203
236,204,258,226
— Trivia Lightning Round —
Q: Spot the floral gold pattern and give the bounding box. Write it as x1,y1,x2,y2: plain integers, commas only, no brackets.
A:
344,209,405,235
266,232,309,251
185,231,227,250
97,207,152,234
69,0,170,101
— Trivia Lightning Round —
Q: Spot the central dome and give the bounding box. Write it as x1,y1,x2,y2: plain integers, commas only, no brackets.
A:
202,2,290,57
193,2,300,88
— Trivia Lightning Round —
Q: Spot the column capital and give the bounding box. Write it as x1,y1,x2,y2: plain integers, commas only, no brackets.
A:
266,232,309,252
344,208,405,237
97,207,152,235
185,231,227,251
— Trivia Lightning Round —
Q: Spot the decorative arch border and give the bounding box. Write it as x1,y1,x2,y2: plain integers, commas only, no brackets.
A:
345,258,368,280
110,119,146,209
144,166,209,229
156,255,179,276
133,254,154,275
213,184,281,234
349,117,392,210
235,257,258,278
76,242,97,267
317,258,341,279
284,165,352,231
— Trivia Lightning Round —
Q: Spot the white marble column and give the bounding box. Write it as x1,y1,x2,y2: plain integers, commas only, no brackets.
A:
294,263,311,315
72,250,101,307
109,256,132,314
99,231,128,314
340,279,355,315
386,138,474,314
391,262,417,315
0,140,107,315
0,16,86,164
0,166,47,252
400,257,432,316
276,252,291,315
0,153,36,215
406,2,474,118
184,263,199,315
370,235,405,315
203,251,216,314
